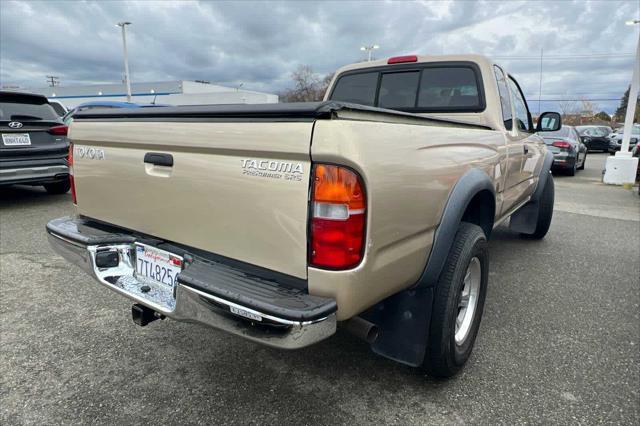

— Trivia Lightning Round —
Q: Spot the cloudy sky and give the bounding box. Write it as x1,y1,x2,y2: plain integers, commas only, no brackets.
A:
1,0,638,113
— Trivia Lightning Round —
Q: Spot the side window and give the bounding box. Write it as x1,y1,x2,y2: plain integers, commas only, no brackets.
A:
507,77,532,133
493,66,512,130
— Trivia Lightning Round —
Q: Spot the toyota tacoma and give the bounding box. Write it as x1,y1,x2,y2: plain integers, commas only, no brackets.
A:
47,55,560,377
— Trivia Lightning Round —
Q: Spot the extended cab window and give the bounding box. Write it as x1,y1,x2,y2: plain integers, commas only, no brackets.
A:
493,66,512,130
507,77,532,132
329,72,378,106
329,62,484,113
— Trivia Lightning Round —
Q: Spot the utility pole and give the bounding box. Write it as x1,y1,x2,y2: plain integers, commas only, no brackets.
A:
46,76,59,87
538,48,543,115
360,44,379,62
116,21,132,102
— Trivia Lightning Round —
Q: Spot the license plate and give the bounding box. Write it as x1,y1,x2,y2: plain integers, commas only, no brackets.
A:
2,133,31,146
135,244,183,288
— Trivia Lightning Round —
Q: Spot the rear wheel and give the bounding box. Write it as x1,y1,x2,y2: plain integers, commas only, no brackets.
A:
44,179,70,194
421,222,488,378
566,159,576,176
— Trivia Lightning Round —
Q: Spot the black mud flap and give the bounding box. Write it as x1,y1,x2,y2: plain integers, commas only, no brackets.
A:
364,287,434,367
510,151,553,235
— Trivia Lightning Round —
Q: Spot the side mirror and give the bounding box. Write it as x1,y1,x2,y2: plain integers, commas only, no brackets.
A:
535,112,562,132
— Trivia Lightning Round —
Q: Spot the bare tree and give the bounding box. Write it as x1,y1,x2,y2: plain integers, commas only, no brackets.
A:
557,99,578,119
281,65,334,102
579,98,596,118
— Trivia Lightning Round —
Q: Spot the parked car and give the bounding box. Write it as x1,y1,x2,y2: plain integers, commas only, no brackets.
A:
0,91,70,193
540,125,587,175
608,124,639,154
48,100,68,117
575,125,611,152
63,101,169,125
632,144,640,195
47,54,561,378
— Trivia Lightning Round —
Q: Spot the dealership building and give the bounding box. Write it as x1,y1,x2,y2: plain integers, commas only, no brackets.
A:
28,80,278,108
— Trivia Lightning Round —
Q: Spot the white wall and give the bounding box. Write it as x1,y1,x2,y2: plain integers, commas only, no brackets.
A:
52,91,277,109
163,91,278,105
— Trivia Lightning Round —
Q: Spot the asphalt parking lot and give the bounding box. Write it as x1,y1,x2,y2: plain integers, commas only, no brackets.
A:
1,153,638,425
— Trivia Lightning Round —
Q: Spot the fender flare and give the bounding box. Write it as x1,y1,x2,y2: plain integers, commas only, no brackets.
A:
366,167,495,367
415,167,495,289
509,151,554,234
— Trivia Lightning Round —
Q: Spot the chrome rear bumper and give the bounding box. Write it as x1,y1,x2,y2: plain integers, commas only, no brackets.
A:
46,216,336,350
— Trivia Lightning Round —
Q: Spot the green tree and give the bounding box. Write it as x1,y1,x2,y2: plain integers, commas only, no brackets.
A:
594,111,611,122
614,86,640,122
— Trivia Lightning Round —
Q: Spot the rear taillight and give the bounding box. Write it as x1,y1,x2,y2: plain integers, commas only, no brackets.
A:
48,125,68,136
310,164,366,269
388,55,418,64
68,142,76,204
552,140,571,149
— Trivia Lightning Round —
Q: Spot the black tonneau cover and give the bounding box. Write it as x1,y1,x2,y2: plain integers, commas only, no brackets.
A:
72,101,491,130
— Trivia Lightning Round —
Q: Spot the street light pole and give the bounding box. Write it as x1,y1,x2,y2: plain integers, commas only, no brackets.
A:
603,19,639,185
620,20,640,155
117,21,132,102
360,44,379,62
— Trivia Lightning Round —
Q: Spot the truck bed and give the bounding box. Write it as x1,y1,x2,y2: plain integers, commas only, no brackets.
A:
70,102,488,280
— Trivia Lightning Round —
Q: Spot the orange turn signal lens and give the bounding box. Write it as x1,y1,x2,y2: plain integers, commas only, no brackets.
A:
312,164,365,210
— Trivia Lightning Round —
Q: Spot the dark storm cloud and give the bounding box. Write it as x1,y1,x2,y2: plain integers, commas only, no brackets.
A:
1,0,638,113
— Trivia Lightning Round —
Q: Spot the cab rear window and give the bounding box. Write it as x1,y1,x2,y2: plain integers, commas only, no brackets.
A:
330,72,377,106
329,62,484,113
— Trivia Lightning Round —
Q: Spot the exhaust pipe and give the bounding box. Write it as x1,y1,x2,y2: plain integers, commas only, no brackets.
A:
344,316,379,344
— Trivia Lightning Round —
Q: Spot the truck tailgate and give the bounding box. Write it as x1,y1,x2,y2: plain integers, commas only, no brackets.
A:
70,121,313,279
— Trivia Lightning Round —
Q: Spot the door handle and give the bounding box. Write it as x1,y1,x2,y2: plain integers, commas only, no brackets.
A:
523,144,529,155
144,152,173,167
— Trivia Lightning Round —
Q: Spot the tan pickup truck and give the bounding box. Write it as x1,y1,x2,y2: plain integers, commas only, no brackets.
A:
47,54,562,377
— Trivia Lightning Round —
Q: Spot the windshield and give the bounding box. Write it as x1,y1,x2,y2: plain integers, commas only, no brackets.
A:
576,126,609,137
617,126,640,135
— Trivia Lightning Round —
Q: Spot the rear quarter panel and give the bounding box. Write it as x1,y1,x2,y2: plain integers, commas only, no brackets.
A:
309,119,506,320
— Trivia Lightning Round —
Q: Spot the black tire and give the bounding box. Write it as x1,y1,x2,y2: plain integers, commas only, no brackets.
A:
566,159,576,176
578,152,586,170
421,222,489,378
43,179,71,194
520,173,554,240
